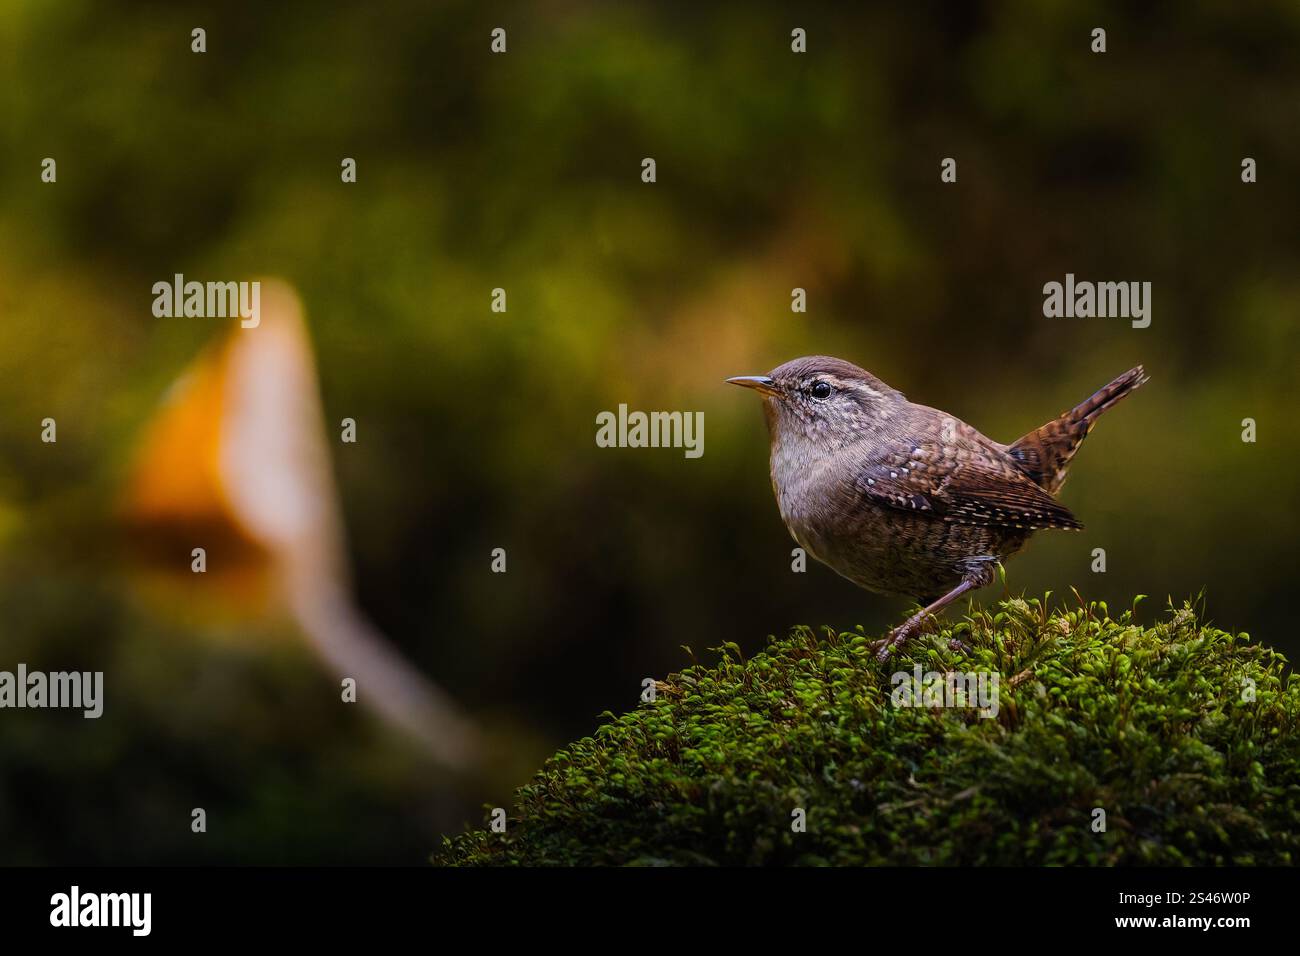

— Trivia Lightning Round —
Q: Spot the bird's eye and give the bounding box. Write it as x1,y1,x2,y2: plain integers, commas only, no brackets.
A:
809,381,833,400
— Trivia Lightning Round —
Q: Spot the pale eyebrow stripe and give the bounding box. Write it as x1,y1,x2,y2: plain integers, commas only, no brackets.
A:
843,379,880,397
811,373,878,398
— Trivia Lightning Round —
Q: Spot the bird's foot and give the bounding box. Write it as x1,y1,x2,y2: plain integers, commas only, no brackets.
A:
872,618,922,662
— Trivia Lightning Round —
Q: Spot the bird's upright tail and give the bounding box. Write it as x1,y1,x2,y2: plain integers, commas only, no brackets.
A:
1007,365,1149,495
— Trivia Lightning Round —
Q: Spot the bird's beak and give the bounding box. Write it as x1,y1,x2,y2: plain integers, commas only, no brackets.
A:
726,375,782,398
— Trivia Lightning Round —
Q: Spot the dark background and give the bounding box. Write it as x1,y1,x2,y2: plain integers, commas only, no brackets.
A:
0,1,1297,863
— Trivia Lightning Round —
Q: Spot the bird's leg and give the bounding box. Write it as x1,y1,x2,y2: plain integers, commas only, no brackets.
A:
872,582,974,661
872,561,997,661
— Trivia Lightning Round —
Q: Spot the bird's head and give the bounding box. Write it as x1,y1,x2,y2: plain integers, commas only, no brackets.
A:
727,355,903,449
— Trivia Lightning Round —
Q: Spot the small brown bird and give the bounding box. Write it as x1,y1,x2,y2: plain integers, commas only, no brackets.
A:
728,356,1148,659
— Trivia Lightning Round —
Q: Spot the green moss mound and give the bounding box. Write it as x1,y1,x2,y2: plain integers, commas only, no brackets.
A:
442,598,1300,865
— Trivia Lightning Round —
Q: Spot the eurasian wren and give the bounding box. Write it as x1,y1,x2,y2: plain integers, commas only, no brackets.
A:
729,356,1148,659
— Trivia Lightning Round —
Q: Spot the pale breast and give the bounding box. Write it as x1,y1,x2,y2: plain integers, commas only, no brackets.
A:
770,441,1025,600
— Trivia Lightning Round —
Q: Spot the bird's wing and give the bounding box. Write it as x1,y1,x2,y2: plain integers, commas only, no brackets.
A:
850,438,1082,531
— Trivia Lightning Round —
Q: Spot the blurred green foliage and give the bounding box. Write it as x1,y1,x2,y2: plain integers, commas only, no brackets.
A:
0,1,1297,862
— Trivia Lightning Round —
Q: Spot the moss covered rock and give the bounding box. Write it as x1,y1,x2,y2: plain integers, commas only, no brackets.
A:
442,598,1300,865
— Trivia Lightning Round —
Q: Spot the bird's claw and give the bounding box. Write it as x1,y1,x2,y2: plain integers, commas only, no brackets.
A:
871,614,965,661
871,622,918,662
